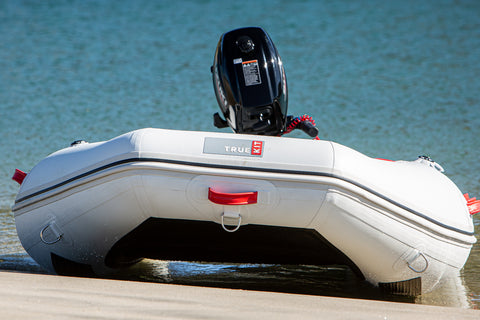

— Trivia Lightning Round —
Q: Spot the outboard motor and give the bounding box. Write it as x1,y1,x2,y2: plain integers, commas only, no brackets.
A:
212,27,319,139
212,27,288,136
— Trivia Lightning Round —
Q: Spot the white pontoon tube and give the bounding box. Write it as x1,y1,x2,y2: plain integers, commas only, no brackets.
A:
12,128,478,295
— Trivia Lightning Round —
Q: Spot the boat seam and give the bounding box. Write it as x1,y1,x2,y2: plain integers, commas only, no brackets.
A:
13,157,475,237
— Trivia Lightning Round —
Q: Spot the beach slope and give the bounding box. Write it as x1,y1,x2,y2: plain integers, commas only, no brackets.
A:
0,271,477,319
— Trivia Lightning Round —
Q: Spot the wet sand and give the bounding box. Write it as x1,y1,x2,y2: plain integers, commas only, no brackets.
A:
0,271,478,319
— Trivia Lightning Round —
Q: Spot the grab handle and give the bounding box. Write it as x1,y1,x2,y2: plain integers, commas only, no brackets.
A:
40,223,63,245
407,252,429,273
208,188,258,205
221,213,242,232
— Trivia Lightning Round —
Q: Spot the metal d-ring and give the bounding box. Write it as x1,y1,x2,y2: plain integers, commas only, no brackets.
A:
40,224,63,245
407,252,429,273
221,214,242,233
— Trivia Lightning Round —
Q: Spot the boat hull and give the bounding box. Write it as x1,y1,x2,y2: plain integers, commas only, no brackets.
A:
12,128,476,294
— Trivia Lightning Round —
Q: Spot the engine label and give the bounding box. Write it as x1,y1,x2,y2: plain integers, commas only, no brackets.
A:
242,60,262,86
203,137,264,157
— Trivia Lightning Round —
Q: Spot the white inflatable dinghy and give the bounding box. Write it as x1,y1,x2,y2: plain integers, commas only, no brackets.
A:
12,128,478,295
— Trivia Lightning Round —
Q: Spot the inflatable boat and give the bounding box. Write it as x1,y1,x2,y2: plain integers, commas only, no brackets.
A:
12,128,478,295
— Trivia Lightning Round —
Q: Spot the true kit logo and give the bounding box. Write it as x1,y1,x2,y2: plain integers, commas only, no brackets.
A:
224,140,263,155
203,138,264,157
251,140,263,155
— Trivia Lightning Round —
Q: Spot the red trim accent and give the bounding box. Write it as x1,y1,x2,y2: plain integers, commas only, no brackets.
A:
251,140,263,155
464,193,480,215
208,188,258,205
376,158,394,162
242,60,258,65
12,169,27,185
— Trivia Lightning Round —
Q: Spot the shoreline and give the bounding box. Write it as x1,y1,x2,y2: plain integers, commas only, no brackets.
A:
0,270,478,319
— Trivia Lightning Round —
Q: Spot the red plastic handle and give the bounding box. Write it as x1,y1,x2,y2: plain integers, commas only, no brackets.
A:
12,169,27,185
208,188,258,205
464,193,480,215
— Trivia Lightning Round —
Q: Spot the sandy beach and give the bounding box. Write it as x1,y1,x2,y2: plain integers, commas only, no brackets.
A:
0,271,477,320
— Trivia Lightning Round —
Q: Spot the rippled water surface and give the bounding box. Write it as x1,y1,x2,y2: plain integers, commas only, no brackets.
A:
1,0,479,309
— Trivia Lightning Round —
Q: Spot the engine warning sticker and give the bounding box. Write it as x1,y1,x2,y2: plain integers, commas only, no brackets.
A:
203,137,264,157
242,60,262,86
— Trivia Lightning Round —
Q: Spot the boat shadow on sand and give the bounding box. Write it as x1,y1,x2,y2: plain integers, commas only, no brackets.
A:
0,253,473,308
111,259,473,308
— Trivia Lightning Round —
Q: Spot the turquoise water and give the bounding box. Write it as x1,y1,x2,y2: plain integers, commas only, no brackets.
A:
1,0,479,308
